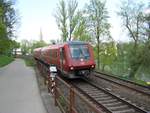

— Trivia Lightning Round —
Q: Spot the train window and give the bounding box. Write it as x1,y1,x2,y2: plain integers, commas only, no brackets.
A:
70,45,90,59
82,46,90,58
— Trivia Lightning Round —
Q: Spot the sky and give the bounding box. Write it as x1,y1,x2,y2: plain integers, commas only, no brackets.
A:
16,0,148,43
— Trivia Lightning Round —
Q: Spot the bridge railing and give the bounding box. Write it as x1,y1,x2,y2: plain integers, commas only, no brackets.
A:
54,76,103,113
36,60,103,113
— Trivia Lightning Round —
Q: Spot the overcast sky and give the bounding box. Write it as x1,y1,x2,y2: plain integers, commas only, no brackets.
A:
16,0,149,42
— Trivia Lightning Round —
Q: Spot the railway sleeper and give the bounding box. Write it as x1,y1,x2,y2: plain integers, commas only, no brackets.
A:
84,90,104,94
112,108,135,113
96,96,112,101
92,94,109,98
87,92,106,96
79,85,94,89
98,99,118,104
103,102,123,107
81,88,98,91
108,105,129,111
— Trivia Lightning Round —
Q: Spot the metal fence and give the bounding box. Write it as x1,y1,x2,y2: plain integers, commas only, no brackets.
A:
54,76,103,113
36,60,103,113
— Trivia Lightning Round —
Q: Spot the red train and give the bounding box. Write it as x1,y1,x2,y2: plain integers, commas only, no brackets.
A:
33,41,95,78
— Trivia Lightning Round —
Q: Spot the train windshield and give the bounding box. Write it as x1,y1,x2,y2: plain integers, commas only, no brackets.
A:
70,44,90,59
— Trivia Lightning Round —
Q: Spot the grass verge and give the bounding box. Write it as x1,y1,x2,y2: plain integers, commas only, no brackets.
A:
0,55,14,67
96,69,149,86
23,56,35,67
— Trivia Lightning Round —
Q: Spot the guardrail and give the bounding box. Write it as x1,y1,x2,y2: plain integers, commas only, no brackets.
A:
53,76,103,113
36,59,103,113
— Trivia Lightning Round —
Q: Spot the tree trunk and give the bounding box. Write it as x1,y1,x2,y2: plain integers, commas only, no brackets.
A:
97,39,100,69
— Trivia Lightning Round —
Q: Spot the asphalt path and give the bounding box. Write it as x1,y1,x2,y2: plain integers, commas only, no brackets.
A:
0,59,47,113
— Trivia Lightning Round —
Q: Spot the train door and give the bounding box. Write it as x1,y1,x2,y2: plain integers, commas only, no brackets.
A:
60,47,65,71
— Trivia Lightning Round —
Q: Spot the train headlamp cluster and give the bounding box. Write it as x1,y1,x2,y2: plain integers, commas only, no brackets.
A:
70,66,74,70
91,65,95,68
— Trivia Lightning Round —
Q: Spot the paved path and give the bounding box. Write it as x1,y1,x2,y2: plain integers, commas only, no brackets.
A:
0,59,47,113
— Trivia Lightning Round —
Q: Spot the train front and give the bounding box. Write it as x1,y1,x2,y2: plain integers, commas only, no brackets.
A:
67,42,95,77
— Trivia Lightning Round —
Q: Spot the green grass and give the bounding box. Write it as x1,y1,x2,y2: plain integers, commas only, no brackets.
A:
96,68,149,86
23,56,35,67
0,55,14,67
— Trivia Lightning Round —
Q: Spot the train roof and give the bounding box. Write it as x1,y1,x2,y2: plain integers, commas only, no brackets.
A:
66,41,88,45
41,44,63,51
34,47,42,51
41,41,88,50
34,41,89,52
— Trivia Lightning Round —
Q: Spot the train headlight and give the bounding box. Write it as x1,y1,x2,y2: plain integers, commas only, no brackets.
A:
91,65,94,68
70,66,74,70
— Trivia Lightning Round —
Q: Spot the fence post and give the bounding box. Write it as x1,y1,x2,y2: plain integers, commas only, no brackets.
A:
70,87,75,113
54,77,58,106
47,69,51,94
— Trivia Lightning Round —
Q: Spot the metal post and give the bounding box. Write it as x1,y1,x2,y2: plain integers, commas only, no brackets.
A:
70,87,75,113
54,77,58,106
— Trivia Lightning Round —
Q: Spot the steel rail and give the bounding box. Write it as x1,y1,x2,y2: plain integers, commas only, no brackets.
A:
71,78,148,113
94,71,150,96
95,71,150,89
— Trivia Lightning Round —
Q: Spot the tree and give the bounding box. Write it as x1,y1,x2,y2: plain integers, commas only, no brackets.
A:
54,0,68,42
0,0,18,38
0,0,19,54
85,0,110,69
0,7,7,39
118,0,146,48
99,41,117,71
0,38,11,54
20,40,30,55
73,11,91,41
118,0,147,78
54,0,80,42
30,40,47,53
144,9,150,40
20,39,48,55
68,0,78,40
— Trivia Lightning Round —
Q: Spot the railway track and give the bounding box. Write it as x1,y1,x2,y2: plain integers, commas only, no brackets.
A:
92,71,150,111
70,78,149,113
94,71,150,95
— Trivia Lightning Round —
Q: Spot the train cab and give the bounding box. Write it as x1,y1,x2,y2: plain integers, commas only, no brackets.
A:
58,41,95,78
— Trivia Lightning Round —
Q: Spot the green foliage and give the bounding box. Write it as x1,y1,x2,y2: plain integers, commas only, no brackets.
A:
118,0,148,79
99,42,117,71
0,38,11,54
23,56,35,67
141,41,150,68
54,0,68,42
55,0,91,42
30,40,48,53
73,11,91,41
68,0,78,40
20,39,48,55
0,0,19,54
85,0,110,69
0,55,14,67
0,0,18,38
20,39,30,55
